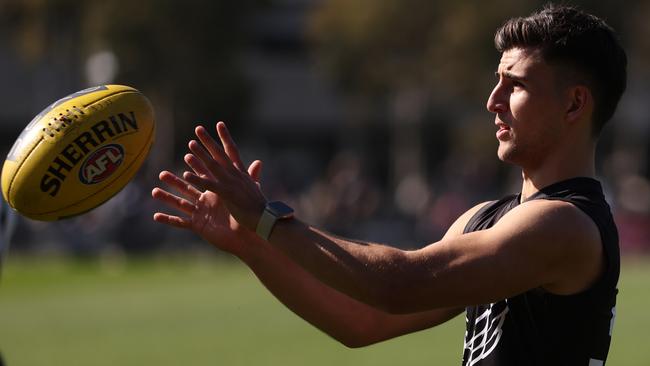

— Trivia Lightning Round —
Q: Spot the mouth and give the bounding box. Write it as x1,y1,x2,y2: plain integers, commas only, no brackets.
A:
495,120,511,141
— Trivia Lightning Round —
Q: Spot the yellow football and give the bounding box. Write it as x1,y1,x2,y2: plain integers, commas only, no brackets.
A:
1,85,155,221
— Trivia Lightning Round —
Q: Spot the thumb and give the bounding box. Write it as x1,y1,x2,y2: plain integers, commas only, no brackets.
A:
248,160,263,183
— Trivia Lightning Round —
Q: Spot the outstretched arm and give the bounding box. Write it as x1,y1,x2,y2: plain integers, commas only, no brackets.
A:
241,200,491,347
242,237,463,347
151,128,488,346
175,122,604,315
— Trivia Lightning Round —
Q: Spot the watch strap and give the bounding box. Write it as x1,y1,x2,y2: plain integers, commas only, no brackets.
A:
256,208,277,241
255,201,294,241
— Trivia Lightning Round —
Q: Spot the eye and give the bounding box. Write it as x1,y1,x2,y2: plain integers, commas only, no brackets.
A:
511,80,525,89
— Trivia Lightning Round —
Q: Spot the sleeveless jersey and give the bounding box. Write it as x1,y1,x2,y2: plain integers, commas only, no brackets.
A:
461,177,619,366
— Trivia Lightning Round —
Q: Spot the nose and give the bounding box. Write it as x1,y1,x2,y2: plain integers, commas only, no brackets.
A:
486,82,508,114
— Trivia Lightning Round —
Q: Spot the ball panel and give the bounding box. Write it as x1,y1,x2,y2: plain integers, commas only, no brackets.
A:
4,85,138,164
23,130,155,221
1,84,155,221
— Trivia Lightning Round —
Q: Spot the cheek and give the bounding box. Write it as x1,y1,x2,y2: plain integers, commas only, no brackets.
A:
508,92,533,122
509,92,559,133
507,95,549,147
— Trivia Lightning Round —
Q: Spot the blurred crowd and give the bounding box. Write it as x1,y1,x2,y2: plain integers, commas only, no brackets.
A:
1,0,649,257
7,124,650,257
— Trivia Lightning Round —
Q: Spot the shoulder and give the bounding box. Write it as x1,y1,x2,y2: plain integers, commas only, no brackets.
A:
493,199,603,293
498,199,600,240
442,201,493,240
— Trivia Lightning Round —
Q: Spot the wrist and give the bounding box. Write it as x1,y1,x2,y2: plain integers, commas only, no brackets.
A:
255,201,294,241
230,227,262,260
236,229,272,266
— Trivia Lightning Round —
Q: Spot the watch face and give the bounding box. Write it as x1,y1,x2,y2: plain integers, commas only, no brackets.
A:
267,201,294,218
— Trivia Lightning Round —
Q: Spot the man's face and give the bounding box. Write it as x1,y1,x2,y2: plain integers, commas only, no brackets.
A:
487,47,568,169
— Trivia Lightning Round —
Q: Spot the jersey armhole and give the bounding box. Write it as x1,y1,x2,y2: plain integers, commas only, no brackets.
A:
462,195,518,234
537,197,616,297
462,201,495,234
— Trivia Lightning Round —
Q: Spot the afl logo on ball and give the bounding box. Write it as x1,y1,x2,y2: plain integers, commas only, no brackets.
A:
79,144,124,184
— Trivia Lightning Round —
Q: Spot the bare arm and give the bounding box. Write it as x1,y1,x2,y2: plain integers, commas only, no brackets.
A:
152,133,488,347
264,199,602,313
178,122,603,315
241,237,462,347
239,201,489,347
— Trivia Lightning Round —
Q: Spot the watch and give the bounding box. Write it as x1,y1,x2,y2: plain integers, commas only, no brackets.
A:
255,201,294,241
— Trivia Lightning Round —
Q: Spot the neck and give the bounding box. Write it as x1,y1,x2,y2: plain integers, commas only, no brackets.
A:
519,140,596,202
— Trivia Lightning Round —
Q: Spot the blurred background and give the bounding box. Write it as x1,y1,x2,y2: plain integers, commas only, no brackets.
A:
0,0,649,365
2,0,650,253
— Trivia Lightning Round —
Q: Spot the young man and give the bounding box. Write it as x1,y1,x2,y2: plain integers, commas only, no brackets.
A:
152,4,626,365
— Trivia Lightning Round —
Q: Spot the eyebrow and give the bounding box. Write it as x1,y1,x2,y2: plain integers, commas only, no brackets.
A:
495,70,527,81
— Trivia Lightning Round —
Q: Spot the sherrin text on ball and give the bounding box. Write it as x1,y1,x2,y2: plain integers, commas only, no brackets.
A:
1,85,155,220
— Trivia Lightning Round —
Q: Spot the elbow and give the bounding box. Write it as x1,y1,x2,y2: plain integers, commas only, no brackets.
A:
333,329,391,349
338,337,375,349
327,313,388,348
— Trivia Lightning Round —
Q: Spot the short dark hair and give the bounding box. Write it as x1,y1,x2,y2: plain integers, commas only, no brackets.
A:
494,4,627,136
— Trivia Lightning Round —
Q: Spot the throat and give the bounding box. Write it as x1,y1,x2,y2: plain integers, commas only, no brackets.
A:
518,140,596,202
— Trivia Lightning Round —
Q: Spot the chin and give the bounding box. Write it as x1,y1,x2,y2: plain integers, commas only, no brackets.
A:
497,144,510,161
497,144,520,165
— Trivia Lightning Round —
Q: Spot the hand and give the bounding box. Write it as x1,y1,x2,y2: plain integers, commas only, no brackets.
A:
152,122,267,253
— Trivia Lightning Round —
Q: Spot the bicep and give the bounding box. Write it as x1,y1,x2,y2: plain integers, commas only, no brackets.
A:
362,203,486,323
390,200,601,311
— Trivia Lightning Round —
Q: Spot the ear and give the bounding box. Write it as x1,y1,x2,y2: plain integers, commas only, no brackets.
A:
565,85,592,124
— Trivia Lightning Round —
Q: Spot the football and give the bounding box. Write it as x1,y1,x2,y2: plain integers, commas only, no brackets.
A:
1,85,155,221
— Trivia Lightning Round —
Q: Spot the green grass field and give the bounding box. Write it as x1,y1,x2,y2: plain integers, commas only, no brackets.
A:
0,254,648,365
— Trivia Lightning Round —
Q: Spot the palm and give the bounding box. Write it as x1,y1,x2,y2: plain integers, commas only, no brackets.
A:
153,122,265,254
191,190,244,249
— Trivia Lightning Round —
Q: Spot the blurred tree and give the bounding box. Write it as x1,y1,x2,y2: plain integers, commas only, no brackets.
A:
307,0,638,100
307,0,538,208
0,0,267,254
0,0,84,95
307,0,538,101
306,0,645,213
0,0,267,158
82,0,267,154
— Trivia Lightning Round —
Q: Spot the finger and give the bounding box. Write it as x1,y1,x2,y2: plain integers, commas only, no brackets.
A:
158,170,201,200
153,212,192,229
248,160,263,183
152,187,196,214
195,126,234,171
183,170,226,195
188,140,233,179
184,151,220,182
247,160,265,192
216,122,245,171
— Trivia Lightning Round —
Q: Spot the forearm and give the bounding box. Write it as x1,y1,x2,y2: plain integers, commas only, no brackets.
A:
169,122,452,315
239,235,375,346
152,122,465,342
265,218,434,313
237,232,459,347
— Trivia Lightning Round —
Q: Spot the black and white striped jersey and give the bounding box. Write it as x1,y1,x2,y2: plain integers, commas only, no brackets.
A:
462,177,619,366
